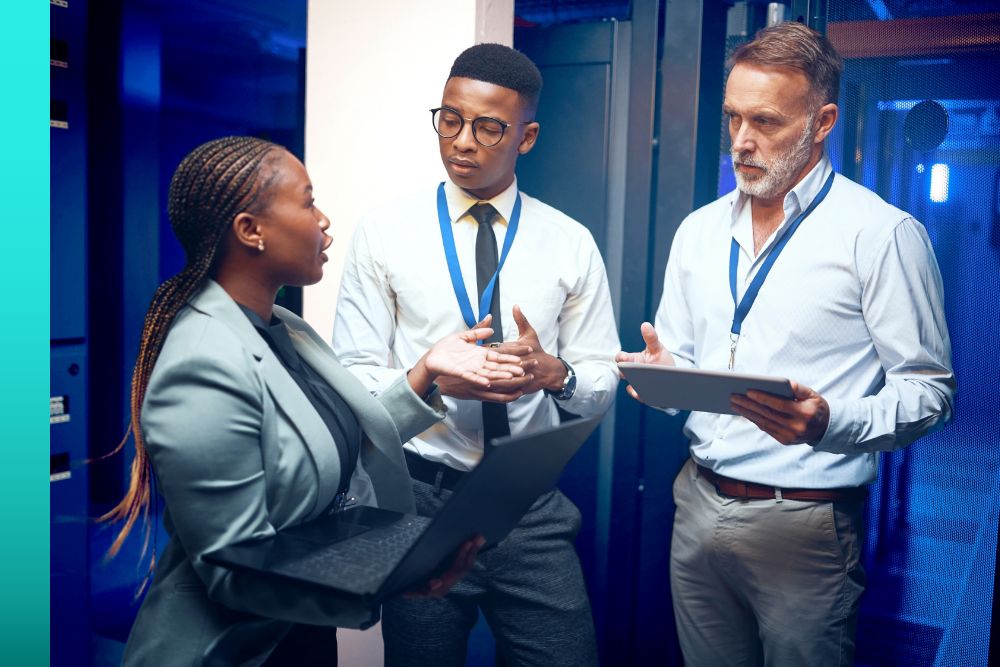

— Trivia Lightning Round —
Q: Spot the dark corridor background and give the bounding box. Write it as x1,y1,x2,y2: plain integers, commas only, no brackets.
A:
50,1,999,665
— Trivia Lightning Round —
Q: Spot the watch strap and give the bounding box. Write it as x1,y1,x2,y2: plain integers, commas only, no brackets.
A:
545,357,575,400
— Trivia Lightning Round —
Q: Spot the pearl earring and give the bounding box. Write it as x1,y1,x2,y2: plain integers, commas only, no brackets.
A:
257,238,265,252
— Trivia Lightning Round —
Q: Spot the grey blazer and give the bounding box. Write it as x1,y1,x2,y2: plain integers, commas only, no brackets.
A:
123,280,443,666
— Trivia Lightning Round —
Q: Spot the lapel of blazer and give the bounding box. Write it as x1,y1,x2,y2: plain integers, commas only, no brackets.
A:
188,282,342,520
277,307,415,513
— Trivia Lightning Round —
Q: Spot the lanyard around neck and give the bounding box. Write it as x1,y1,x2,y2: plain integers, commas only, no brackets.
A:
727,171,835,366
437,182,522,329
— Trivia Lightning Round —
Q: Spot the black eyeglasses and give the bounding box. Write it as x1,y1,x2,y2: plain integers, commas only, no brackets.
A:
430,107,531,147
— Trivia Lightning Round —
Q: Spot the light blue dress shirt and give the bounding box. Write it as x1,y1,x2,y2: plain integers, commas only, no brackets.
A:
656,156,955,488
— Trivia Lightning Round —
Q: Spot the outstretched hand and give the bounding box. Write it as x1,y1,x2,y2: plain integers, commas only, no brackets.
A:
425,324,526,386
436,306,565,402
730,381,830,445
614,322,674,402
407,315,526,398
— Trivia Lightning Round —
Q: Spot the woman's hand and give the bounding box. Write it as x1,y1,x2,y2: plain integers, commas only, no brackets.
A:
408,316,526,396
426,325,528,384
404,535,486,598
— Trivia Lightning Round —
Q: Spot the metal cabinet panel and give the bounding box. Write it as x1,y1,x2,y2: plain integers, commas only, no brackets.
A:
51,0,87,342
51,344,90,667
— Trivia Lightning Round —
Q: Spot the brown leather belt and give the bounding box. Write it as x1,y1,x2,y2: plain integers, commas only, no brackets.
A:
696,465,867,503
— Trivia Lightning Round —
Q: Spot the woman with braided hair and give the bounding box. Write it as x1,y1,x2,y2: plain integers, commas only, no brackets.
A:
107,136,524,665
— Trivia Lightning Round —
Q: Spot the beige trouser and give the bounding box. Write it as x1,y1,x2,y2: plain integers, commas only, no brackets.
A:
670,458,867,667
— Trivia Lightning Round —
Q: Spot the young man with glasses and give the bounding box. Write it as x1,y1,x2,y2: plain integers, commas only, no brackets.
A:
333,43,619,666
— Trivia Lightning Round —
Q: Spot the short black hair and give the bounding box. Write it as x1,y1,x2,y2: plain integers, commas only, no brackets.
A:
448,43,543,112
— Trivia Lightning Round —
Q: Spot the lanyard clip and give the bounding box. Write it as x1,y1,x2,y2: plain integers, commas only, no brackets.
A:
332,493,358,514
728,333,739,370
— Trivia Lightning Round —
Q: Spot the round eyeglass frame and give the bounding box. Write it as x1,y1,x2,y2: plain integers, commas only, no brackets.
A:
429,107,530,148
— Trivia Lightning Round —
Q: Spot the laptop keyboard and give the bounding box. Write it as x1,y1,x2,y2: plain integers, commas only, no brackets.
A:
277,514,432,596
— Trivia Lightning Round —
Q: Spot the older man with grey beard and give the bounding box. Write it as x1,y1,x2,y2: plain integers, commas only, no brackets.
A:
617,22,954,667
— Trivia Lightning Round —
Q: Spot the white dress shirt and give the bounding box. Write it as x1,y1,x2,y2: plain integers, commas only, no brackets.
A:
333,178,620,471
657,155,955,488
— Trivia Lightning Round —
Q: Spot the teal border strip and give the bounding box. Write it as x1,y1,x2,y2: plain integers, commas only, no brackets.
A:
1,3,50,664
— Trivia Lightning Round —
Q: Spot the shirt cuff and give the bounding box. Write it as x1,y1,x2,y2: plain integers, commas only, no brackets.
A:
556,363,615,418
813,397,855,454
423,384,447,415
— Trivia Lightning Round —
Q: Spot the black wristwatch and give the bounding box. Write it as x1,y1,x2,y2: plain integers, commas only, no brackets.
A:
544,357,577,401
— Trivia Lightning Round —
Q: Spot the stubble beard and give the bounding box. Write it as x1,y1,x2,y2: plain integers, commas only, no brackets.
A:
732,114,816,200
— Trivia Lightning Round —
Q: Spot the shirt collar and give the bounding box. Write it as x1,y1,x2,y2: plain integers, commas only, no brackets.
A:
238,304,305,370
444,177,518,227
785,154,832,217
238,303,279,329
730,154,833,228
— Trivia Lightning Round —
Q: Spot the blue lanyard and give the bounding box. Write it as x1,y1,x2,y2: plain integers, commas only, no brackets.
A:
437,182,521,329
727,171,835,367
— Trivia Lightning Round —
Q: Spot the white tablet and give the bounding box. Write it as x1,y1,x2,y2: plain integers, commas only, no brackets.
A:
618,362,793,415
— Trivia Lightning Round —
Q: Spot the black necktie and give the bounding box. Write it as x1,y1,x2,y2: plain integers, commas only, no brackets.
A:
468,203,511,451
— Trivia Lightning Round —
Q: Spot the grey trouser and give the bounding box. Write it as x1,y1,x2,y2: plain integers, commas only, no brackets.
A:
382,480,598,667
671,458,867,667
